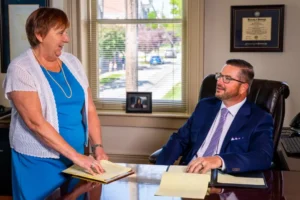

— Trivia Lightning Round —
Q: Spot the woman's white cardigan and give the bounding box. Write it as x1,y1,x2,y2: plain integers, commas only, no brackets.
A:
3,49,89,158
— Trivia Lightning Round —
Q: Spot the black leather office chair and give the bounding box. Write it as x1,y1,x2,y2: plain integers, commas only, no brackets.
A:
149,74,290,165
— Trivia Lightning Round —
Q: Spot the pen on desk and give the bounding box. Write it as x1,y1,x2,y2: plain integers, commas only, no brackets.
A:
210,169,218,186
166,165,170,172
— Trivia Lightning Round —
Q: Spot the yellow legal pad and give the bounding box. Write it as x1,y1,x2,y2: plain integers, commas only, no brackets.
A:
155,165,266,199
62,160,134,184
168,165,265,186
155,172,210,199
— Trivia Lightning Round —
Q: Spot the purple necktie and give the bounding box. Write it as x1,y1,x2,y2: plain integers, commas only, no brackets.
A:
202,107,229,157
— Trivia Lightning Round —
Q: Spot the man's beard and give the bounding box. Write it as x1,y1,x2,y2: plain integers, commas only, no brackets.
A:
215,85,239,100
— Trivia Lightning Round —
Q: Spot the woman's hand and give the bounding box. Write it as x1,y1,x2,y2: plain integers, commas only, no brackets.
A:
72,153,105,175
94,147,109,161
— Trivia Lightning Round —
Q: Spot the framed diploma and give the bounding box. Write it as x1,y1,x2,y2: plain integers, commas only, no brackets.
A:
230,5,285,52
0,0,49,73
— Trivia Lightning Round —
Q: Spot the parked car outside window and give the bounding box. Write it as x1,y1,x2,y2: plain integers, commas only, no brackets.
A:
164,49,177,58
150,56,164,65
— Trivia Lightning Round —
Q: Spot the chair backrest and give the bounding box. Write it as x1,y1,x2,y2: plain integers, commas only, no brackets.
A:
199,74,290,155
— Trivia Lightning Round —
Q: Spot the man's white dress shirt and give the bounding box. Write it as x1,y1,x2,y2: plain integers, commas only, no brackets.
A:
193,98,247,170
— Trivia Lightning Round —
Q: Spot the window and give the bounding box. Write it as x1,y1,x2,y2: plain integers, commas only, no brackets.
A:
89,0,185,112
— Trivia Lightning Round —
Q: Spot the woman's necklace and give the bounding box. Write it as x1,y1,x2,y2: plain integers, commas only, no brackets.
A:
32,50,73,98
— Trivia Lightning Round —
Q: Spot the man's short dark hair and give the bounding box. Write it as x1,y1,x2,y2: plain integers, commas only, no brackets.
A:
226,59,254,87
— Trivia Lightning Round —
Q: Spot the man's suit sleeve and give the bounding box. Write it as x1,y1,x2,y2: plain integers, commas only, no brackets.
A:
156,102,201,165
219,112,274,173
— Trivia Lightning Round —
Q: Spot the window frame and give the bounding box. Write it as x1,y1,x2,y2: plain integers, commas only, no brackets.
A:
67,0,204,123
89,0,190,113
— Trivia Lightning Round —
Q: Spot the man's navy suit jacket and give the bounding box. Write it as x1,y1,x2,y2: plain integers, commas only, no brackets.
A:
156,97,274,173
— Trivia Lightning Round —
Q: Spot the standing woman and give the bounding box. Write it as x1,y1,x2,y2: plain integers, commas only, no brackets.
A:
3,8,108,199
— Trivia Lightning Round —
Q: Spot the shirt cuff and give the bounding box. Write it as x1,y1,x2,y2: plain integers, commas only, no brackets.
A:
217,155,226,171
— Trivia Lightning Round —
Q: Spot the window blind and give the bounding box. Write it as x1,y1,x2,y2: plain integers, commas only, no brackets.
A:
88,0,186,112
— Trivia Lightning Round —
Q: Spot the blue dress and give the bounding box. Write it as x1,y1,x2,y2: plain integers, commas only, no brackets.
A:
12,62,86,199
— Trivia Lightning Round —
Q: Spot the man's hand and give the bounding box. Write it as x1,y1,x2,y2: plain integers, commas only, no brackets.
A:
93,147,109,161
186,156,222,174
209,187,222,194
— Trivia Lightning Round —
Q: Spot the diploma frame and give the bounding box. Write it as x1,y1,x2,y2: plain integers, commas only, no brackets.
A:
0,0,49,73
230,5,285,52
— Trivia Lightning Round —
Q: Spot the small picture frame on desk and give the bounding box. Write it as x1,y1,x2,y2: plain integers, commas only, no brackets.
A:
0,0,49,73
230,5,285,52
126,92,152,113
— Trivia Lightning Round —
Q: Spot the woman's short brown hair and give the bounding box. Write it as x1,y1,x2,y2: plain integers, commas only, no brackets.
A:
26,7,70,48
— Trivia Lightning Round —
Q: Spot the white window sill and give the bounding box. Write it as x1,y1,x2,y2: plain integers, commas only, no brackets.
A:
97,110,190,129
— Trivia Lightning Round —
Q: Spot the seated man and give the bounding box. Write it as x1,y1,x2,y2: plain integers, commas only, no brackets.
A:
156,59,274,174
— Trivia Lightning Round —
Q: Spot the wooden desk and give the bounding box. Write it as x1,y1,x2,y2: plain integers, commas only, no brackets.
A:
0,120,11,196
277,128,300,171
277,142,300,171
0,121,9,128
51,164,300,200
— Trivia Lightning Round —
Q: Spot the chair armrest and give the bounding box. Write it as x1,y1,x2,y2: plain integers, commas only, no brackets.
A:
148,148,162,164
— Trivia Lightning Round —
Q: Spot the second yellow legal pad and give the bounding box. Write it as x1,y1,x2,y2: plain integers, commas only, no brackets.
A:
62,160,134,183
